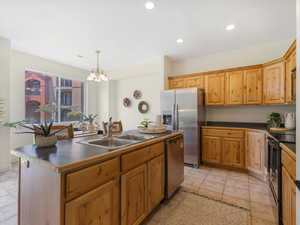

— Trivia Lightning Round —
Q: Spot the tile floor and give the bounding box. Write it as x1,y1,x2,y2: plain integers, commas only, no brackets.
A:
0,164,277,225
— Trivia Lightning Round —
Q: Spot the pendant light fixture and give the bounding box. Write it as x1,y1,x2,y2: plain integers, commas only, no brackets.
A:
87,50,108,82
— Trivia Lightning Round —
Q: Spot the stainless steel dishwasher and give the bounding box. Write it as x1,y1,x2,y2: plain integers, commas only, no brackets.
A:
165,134,184,199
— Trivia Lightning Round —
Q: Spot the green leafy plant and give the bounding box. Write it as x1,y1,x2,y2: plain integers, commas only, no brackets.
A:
67,111,82,120
37,103,57,121
267,112,282,128
81,114,98,124
140,119,152,128
3,120,69,137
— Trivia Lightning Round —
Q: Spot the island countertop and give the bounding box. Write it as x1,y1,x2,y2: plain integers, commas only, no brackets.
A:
11,130,183,172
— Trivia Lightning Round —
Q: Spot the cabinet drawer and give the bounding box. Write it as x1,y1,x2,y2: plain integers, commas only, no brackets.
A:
66,157,120,200
121,142,164,172
202,128,244,138
282,150,296,180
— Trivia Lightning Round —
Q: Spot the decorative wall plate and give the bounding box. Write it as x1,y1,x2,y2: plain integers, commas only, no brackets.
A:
123,97,131,107
138,101,149,114
133,90,142,99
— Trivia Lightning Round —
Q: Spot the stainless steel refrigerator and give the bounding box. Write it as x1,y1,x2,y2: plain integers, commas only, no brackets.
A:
160,88,205,167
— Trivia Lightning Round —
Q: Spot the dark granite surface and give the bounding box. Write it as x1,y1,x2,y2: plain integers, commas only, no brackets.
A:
12,130,180,170
203,121,296,153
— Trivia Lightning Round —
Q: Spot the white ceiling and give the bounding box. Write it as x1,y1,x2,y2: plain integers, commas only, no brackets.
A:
0,0,296,71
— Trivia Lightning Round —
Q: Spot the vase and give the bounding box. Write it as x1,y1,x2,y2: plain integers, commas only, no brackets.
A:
88,122,96,132
35,135,57,148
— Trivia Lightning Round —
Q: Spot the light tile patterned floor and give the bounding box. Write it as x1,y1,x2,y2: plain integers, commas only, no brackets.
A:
182,166,277,225
0,164,277,225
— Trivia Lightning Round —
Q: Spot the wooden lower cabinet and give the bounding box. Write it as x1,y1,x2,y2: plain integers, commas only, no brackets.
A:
148,155,165,212
121,164,148,225
121,155,165,225
202,136,222,164
247,130,265,175
282,167,296,225
65,179,119,225
222,138,244,168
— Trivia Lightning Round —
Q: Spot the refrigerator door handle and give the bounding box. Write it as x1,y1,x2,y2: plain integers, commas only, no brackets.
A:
172,103,176,130
176,104,179,130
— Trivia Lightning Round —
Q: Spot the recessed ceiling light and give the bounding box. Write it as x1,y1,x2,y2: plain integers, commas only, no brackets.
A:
145,1,155,10
226,24,235,31
76,54,83,58
176,38,184,44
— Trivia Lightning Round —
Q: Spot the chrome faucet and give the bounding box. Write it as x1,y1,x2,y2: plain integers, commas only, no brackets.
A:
107,117,113,138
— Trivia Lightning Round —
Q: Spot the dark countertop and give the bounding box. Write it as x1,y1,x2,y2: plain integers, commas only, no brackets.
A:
202,121,296,153
11,130,182,172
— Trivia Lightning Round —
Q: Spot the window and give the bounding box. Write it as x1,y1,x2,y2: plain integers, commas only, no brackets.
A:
25,71,85,123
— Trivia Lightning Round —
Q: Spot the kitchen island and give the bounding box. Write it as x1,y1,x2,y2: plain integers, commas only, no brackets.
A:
12,130,183,225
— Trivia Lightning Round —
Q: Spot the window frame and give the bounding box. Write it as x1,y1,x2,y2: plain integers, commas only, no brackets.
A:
25,70,86,124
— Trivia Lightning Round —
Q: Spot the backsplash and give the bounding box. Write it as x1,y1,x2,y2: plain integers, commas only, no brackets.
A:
206,105,296,123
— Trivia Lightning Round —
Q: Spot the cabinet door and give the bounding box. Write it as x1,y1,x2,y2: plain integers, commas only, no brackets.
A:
148,155,164,212
244,69,263,105
121,164,148,225
65,179,119,225
226,71,244,105
184,76,204,88
285,50,296,104
247,130,265,175
202,136,222,164
205,73,225,105
263,61,285,104
222,138,244,168
282,167,296,225
169,78,185,89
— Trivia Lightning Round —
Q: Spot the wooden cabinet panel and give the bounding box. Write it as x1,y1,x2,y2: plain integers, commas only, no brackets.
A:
285,49,296,103
169,78,185,89
65,179,119,225
263,61,285,104
205,73,225,105
66,157,120,200
148,155,164,212
282,167,296,225
121,142,163,172
202,136,222,164
226,71,244,105
244,69,262,104
282,149,296,180
184,76,204,88
202,128,244,138
121,164,148,225
222,138,244,168
247,130,265,175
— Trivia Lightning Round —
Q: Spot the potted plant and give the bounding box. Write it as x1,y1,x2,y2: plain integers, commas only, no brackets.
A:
267,112,282,128
140,119,153,128
3,120,70,148
81,114,98,131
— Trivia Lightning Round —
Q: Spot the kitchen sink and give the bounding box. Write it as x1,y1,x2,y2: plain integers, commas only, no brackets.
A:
116,134,152,141
83,137,136,150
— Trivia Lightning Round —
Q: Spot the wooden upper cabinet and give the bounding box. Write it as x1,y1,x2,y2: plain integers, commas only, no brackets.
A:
285,42,296,104
222,137,244,168
244,69,263,105
148,155,164,213
263,60,285,104
247,130,265,175
65,179,119,225
169,78,185,89
205,73,225,105
202,136,222,164
226,71,244,105
184,75,204,89
121,164,148,225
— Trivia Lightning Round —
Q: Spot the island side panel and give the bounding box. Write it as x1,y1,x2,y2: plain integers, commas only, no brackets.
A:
19,159,62,225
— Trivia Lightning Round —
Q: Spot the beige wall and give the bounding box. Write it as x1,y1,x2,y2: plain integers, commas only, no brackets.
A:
0,37,11,172
170,39,294,75
206,105,296,123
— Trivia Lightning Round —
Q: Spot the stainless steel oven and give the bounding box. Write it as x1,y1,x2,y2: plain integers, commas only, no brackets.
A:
267,136,282,224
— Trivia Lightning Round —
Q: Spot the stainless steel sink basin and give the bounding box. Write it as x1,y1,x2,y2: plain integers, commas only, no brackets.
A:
116,134,149,141
86,138,135,149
